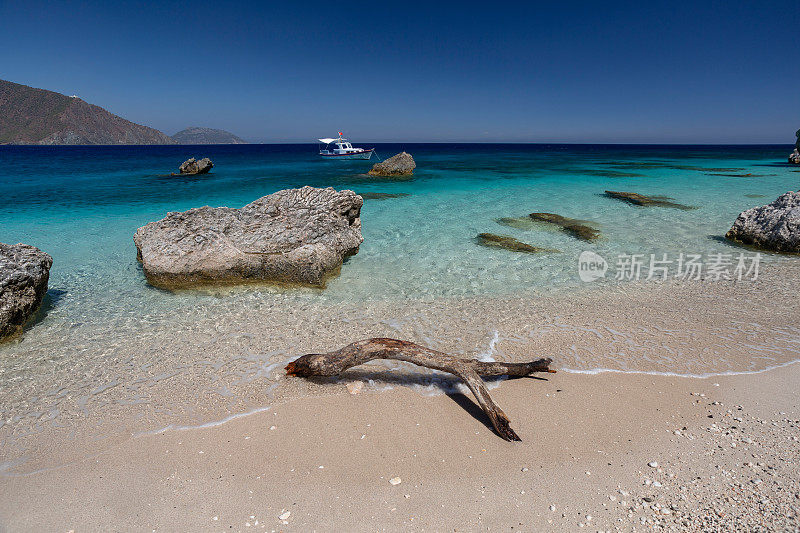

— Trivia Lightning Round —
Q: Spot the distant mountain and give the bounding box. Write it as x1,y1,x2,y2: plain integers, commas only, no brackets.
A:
0,79,175,145
172,127,247,144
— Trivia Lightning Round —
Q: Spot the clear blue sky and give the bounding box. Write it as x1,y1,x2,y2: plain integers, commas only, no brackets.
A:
1,1,798,143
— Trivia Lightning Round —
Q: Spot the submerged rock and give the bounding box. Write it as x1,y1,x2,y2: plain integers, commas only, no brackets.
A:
177,157,214,175
589,170,645,178
368,152,416,176
474,233,558,254
603,190,696,210
133,186,363,289
528,213,601,242
725,191,800,252
602,161,667,169
497,214,600,241
561,168,645,178
358,192,411,200
496,217,539,230
706,172,769,178
0,243,52,341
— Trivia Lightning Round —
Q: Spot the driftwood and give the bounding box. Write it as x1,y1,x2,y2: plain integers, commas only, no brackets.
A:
285,338,554,441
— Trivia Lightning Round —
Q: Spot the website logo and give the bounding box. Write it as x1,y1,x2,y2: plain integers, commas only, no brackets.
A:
578,251,608,282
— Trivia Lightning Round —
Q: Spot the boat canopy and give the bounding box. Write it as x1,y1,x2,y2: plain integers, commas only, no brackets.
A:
318,138,338,144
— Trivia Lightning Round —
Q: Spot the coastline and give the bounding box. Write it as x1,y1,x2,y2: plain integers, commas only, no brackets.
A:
1,361,798,531
0,259,798,532
1,260,799,476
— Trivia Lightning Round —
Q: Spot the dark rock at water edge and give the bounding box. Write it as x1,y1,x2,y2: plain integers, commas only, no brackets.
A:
176,158,214,175
368,152,416,176
474,233,559,254
725,191,800,253
0,243,52,341
790,129,800,164
603,191,696,210
133,186,364,289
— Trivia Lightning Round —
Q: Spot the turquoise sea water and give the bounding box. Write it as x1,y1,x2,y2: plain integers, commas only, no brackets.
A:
1,143,799,470
2,144,797,305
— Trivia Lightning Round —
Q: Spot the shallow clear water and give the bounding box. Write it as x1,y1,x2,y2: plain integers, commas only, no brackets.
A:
1,144,798,471
2,144,797,305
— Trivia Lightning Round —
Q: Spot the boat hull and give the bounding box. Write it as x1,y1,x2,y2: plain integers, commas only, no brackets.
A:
320,149,374,160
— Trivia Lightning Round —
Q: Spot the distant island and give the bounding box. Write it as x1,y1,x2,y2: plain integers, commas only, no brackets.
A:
0,79,246,146
172,126,246,144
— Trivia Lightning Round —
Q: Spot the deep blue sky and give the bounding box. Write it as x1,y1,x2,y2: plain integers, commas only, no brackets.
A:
1,1,798,143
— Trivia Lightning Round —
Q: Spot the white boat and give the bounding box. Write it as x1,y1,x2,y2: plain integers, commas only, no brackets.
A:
318,133,374,160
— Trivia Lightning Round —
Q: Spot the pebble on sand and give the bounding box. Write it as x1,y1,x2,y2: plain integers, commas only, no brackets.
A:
278,511,291,520
389,477,402,485
648,461,659,468
346,381,364,395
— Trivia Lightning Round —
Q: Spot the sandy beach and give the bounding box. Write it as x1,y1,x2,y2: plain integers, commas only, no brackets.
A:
2,359,799,531
1,260,800,531
0,263,800,531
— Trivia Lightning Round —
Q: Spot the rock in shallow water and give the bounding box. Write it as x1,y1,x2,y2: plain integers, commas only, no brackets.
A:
528,213,601,242
358,192,411,200
789,149,800,165
497,214,600,241
725,191,800,253
177,157,214,175
133,186,363,289
368,152,416,176
0,243,52,341
474,233,559,254
604,190,695,210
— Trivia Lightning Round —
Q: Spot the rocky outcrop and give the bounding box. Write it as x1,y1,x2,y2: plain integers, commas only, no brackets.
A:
368,152,416,176
790,130,800,164
133,186,364,289
725,191,800,252
0,243,52,341
0,79,176,145
177,157,214,175
474,233,558,254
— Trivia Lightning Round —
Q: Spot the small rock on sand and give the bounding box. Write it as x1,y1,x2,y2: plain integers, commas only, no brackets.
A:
278,511,291,520
389,477,402,485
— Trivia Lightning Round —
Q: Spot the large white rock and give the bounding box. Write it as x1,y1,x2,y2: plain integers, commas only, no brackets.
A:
725,191,800,252
133,186,363,288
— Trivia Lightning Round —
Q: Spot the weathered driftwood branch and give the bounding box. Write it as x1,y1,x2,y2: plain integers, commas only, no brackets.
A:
285,338,554,441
